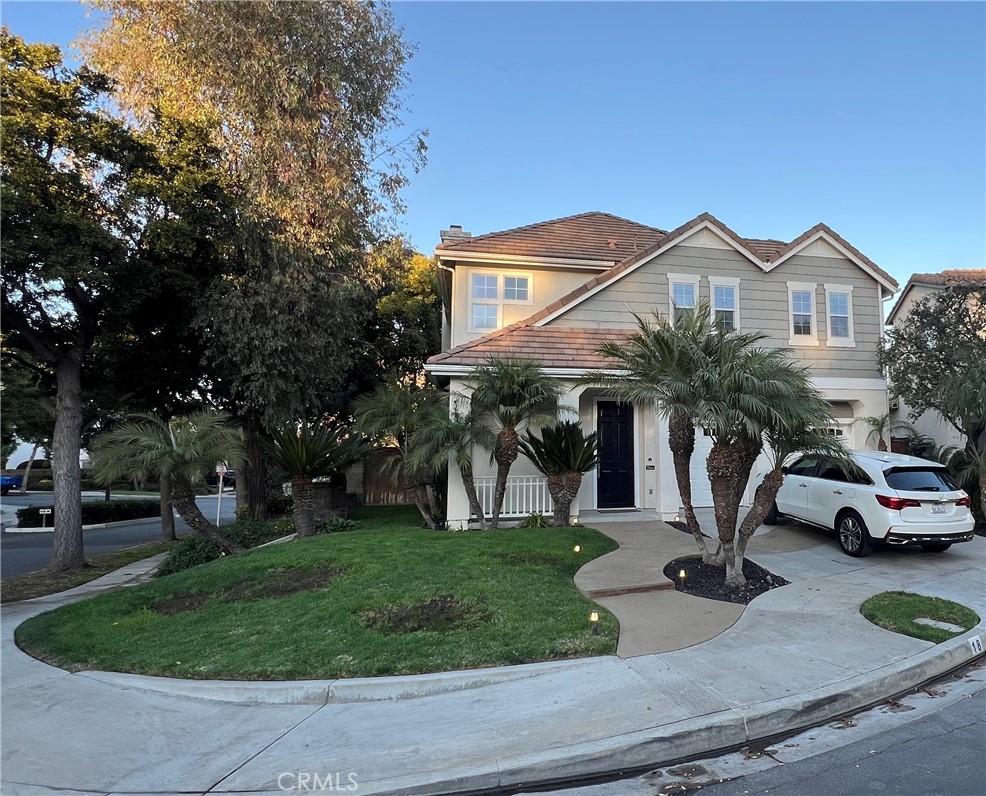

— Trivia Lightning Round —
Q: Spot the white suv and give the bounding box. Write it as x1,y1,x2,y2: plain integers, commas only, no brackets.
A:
767,450,975,557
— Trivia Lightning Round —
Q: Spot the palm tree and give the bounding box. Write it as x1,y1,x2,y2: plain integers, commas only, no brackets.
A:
90,413,244,554
519,421,600,526
587,307,719,560
468,357,565,529
408,394,496,530
268,423,369,537
353,378,447,528
857,413,915,451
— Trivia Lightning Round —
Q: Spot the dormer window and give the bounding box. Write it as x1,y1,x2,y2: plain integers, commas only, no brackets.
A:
468,270,533,332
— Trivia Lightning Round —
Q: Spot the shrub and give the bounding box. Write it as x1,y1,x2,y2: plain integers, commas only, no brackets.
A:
155,517,294,577
318,517,358,534
519,511,550,529
16,500,160,528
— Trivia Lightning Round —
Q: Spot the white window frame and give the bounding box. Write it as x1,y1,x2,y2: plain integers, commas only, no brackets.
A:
824,284,855,348
468,270,533,333
708,276,741,333
667,273,701,321
787,281,819,346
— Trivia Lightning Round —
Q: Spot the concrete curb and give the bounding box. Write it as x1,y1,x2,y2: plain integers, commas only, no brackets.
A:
75,655,604,705
4,516,163,534
358,629,986,795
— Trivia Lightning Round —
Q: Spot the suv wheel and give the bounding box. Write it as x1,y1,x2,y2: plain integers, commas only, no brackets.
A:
837,511,870,557
921,543,951,553
764,501,780,525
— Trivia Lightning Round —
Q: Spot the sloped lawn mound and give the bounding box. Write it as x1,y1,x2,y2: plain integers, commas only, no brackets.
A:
15,509,618,680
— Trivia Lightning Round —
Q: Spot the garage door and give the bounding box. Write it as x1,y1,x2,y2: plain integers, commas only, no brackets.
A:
689,427,714,508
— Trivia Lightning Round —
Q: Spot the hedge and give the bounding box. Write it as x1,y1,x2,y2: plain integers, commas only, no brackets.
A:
156,517,295,577
16,500,161,528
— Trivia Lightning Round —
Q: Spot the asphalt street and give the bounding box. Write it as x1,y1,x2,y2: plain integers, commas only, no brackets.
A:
1,493,237,578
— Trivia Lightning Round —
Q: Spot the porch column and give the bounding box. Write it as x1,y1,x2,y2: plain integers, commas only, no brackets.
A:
445,381,473,529
559,382,586,521
655,412,680,521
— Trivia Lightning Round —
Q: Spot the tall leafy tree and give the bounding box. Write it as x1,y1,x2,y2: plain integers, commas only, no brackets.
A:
85,1,428,519
1,32,152,569
880,286,986,516
468,357,564,529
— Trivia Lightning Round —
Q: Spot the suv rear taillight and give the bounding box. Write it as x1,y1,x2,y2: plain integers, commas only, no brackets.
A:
875,494,922,511
956,496,972,507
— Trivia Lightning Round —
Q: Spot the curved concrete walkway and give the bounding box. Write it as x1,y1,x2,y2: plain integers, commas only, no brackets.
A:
2,524,984,795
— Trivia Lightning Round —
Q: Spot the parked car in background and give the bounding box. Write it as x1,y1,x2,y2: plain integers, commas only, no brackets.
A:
767,450,975,557
0,474,24,495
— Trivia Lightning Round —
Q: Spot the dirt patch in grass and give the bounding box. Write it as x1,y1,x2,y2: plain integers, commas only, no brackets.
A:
151,565,344,615
152,593,210,615
360,594,491,635
663,555,789,605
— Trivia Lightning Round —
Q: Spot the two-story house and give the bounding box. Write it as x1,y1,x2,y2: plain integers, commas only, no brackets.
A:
425,211,899,527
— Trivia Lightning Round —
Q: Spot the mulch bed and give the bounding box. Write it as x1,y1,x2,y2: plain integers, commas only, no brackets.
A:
663,555,790,605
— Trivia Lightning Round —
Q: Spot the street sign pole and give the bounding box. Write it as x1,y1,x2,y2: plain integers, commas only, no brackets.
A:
216,464,226,527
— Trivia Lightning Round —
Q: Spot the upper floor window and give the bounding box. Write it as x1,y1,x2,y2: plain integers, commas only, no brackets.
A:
709,276,740,333
787,281,819,346
824,284,855,347
668,273,700,324
468,271,533,332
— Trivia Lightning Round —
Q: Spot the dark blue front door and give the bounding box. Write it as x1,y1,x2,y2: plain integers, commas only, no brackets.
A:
597,401,634,509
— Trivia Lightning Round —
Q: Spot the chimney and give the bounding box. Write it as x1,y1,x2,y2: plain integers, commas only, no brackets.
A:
440,224,472,243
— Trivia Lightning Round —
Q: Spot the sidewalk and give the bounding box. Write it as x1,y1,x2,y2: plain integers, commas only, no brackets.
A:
1,518,984,795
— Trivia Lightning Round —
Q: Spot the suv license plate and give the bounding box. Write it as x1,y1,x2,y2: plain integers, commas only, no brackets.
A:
930,505,947,515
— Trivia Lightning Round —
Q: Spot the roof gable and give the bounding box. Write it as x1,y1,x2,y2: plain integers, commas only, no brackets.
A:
532,213,899,327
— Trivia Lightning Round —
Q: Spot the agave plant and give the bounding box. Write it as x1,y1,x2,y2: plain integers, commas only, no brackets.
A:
519,421,600,527
268,423,369,537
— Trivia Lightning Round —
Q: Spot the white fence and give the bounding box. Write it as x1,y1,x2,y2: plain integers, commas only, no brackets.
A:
475,476,553,517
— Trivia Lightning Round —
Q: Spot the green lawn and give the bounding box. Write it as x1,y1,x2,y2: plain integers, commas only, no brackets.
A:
15,506,619,679
861,591,980,644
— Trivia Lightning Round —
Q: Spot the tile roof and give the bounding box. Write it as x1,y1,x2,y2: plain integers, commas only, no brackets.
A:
909,269,986,287
434,211,667,263
435,210,898,290
428,326,632,370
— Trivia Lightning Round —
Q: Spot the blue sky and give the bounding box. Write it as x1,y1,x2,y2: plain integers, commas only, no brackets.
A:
3,1,984,289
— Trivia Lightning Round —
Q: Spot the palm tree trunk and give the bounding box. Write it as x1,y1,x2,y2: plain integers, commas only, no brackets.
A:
18,442,38,496
548,472,582,526
736,468,783,560
49,354,86,572
706,440,746,583
668,413,711,560
460,469,487,530
170,479,243,554
292,476,315,537
412,486,438,529
160,476,177,542
491,427,519,529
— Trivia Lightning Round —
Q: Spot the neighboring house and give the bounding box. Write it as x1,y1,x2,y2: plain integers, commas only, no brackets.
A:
885,269,986,452
425,211,899,526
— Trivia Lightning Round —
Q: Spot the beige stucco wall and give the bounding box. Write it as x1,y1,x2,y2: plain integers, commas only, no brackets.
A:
449,261,601,348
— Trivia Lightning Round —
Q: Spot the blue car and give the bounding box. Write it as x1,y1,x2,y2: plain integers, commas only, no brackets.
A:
1,474,24,496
